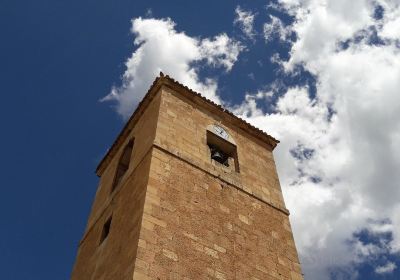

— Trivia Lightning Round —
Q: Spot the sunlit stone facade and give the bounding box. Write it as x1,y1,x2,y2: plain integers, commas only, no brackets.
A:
71,74,303,280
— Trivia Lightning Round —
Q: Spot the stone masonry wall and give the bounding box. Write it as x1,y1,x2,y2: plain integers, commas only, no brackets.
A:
71,83,303,280
71,93,162,279
154,86,287,212
132,147,302,279
132,86,302,279
85,92,161,229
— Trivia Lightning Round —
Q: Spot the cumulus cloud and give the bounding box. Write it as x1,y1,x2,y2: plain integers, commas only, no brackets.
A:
233,0,400,278
103,17,243,118
104,3,400,278
234,6,256,40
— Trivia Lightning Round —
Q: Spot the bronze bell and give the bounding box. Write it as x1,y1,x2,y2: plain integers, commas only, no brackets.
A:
210,145,227,165
211,149,225,162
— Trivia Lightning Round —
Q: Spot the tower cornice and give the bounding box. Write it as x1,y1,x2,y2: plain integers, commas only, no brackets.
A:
96,73,279,176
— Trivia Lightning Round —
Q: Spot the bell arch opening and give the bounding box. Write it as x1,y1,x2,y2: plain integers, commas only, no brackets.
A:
206,129,239,173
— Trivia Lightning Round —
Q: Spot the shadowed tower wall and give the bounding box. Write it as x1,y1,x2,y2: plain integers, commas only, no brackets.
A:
71,75,303,280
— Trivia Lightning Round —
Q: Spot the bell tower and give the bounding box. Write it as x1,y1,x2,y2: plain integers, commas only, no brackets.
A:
71,73,303,279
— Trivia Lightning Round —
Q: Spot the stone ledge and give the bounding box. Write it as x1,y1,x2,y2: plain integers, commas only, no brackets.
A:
153,143,290,216
80,141,290,247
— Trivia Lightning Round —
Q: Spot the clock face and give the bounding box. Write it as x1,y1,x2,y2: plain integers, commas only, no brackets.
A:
213,125,229,140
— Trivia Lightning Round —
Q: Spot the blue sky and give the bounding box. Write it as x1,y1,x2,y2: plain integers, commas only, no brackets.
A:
1,0,400,279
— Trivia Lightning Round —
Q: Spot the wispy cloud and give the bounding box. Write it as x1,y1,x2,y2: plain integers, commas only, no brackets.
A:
375,262,397,274
263,15,291,42
234,6,256,40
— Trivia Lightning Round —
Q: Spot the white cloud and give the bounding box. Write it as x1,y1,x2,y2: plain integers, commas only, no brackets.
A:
232,90,273,117
263,15,291,42
103,17,243,118
200,34,244,71
234,6,256,40
378,1,400,41
375,262,397,274
103,5,400,279
233,0,400,278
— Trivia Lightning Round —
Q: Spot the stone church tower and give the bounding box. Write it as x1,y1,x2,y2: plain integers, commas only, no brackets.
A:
71,73,303,280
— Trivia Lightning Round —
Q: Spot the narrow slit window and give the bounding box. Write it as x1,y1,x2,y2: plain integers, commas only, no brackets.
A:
100,216,112,244
111,139,134,192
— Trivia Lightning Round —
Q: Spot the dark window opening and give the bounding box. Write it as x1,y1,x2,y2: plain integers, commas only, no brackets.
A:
207,131,239,172
209,144,229,166
111,139,134,192
100,216,112,244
